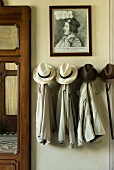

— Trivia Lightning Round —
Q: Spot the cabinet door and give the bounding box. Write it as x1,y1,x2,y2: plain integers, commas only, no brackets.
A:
0,160,18,170
0,165,15,170
0,5,31,170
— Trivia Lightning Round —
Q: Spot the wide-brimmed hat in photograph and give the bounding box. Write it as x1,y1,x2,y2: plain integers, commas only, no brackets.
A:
78,64,98,82
101,63,114,83
33,63,55,84
56,63,78,84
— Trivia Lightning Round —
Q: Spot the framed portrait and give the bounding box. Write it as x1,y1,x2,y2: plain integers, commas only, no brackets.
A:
49,6,92,56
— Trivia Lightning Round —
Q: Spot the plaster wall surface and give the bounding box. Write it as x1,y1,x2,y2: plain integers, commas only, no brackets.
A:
6,0,110,170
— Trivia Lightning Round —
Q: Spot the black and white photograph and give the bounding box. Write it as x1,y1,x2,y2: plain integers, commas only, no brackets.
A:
50,6,92,56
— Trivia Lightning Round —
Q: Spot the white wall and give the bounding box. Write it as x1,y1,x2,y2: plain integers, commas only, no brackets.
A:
6,0,110,170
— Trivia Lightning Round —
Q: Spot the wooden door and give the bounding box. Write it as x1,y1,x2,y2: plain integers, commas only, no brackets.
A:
0,62,17,133
0,3,31,170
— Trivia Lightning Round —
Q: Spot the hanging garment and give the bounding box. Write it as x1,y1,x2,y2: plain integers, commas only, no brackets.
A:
56,84,76,148
36,84,56,145
101,63,114,139
77,82,105,146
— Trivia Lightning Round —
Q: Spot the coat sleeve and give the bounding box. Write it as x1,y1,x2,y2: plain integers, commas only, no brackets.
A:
88,83,106,136
77,83,95,146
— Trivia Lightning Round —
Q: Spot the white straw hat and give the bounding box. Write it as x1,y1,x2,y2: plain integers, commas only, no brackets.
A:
33,63,55,84
56,63,78,84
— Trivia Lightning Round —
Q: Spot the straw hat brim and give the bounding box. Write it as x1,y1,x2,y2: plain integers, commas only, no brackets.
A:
56,65,78,84
33,65,55,84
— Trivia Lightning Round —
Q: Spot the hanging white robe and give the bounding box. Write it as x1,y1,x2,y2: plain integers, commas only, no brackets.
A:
56,84,76,148
36,84,56,145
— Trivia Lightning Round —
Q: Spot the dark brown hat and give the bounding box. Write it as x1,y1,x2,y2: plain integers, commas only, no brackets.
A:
78,64,98,82
101,64,114,83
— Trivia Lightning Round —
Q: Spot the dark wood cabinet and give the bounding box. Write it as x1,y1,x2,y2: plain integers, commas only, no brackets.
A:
0,4,31,170
0,62,17,133
0,160,19,170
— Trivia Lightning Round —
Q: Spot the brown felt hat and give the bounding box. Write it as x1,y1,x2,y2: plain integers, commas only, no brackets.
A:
101,64,114,83
78,64,98,82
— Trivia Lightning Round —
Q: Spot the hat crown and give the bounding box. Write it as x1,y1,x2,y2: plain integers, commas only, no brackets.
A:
56,63,77,84
85,64,92,72
38,63,50,77
33,63,55,84
83,64,94,76
104,64,114,78
60,63,71,77
79,64,97,82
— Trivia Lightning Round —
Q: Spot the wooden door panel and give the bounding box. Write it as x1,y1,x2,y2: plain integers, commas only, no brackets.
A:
0,165,15,170
0,119,2,132
0,159,18,170
4,117,17,132
0,62,17,133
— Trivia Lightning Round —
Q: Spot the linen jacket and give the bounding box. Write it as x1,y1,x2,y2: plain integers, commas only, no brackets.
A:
56,84,76,148
77,82,105,146
36,84,56,145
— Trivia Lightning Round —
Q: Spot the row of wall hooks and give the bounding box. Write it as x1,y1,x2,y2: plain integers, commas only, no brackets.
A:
33,63,114,147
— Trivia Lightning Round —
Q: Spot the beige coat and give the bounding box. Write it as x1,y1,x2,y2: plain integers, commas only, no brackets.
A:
77,82,105,146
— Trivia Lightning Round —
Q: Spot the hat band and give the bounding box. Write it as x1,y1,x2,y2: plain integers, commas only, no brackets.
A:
60,71,73,79
38,72,51,78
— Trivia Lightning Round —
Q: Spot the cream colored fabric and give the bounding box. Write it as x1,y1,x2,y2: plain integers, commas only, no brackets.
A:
77,82,105,146
5,63,18,115
88,83,106,136
36,84,56,145
5,76,18,115
5,63,17,70
56,84,75,148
